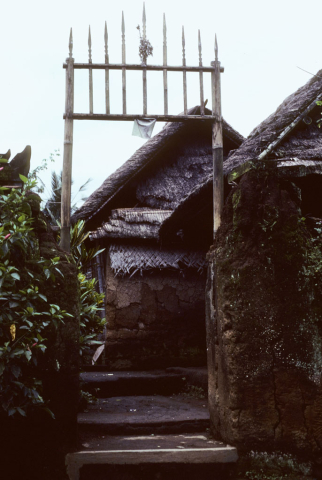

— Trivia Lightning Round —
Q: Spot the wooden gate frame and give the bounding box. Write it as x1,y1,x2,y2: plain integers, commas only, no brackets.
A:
61,4,224,251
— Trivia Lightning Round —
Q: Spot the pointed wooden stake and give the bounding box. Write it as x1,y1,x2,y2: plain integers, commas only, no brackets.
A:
61,28,75,252
104,22,110,114
69,28,73,59
182,26,187,115
142,3,147,114
211,34,223,237
122,12,127,114
198,30,204,115
88,26,93,114
163,13,168,115
88,26,92,62
142,2,146,40
215,34,218,61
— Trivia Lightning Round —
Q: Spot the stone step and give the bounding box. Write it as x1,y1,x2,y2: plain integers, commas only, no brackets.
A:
78,395,209,436
66,433,238,480
80,369,189,398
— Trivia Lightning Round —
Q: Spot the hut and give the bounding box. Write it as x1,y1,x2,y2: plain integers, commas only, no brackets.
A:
73,106,243,370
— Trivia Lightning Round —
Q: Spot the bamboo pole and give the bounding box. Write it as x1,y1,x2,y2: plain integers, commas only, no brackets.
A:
163,14,168,115
64,63,224,73
211,35,223,237
182,26,187,115
142,4,147,115
198,30,204,115
61,28,75,252
121,12,127,114
104,22,110,114
88,26,93,114
66,113,218,122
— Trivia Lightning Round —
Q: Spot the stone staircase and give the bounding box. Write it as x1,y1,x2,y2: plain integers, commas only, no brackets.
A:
65,368,238,480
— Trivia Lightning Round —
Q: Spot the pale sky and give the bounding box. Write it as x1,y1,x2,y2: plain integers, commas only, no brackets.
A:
1,0,321,206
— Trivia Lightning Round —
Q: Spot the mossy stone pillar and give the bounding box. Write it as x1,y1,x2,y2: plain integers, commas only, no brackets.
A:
207,169,322,461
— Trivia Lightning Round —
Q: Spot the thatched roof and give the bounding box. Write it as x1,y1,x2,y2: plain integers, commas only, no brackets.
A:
90,208,172,240
72,106,243,229
225,69,322,175
109,243,208,276
161,70,322,239
159,177,212,241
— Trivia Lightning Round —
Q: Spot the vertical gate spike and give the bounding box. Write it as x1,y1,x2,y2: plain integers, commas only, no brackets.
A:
104,21,109,63
122,11,125,34
163,13,168,115
88,26,92,63
121,11,126,113
142,2,146,40
104,21,110,114
182,26,186,66
121,11,126,63
215,34,218,61
198,29,202,66
69,28,73,58
163,14,167,62
182,26,187,115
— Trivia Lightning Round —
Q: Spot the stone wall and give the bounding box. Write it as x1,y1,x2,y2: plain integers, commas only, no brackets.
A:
207,168,322,462
105,258,207,370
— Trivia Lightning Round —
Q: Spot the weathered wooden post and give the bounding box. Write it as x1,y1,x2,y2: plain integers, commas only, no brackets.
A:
206,36,223,435
211,36,223,237
61,29,74,252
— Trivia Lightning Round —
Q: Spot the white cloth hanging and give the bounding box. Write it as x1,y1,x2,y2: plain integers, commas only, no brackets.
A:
132,118,156,139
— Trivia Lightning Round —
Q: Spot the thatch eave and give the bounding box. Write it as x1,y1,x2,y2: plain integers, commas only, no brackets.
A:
91,208,172,241
226,69,322,176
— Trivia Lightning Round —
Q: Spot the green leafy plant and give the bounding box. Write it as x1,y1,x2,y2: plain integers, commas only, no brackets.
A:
78,272,106,358
68,219,106,360
0,176,72,417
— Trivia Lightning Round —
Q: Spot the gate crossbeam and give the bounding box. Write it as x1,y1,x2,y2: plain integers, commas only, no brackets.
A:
64,114,220,122
63,63,224,73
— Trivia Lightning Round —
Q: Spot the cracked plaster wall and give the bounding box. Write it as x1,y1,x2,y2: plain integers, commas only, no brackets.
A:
104,257,207,370
207,169,322,461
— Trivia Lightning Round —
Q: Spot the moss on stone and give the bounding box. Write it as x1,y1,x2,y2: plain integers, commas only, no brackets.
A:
209,169,322,461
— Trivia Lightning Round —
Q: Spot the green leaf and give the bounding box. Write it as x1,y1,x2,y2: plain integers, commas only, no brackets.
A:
19,174,28,183
11,364,21,379
18,215,26,223
39,294,47,302
11,272,20,281
54,267,64,277
44,269,51,280
0,362,4,376
17,407,26,417
9,301,19,308
43,407,55,420
25,350,32,361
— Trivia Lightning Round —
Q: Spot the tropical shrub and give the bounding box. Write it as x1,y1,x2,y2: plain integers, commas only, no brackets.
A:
70,220,106,359
0,176,72,417
78,272,106,358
